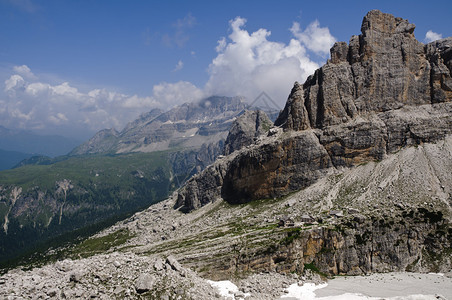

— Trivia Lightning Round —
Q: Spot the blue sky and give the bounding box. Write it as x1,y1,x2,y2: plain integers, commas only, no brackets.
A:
0,0,451,139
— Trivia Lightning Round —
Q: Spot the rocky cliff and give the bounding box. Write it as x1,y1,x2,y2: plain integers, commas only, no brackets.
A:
176,10,452,211
223,110,273,156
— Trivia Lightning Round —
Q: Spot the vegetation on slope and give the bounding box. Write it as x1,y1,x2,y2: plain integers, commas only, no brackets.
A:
0,151,181,265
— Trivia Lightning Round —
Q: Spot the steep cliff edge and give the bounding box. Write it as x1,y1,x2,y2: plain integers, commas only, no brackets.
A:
275,10,451,130
176,10,452,211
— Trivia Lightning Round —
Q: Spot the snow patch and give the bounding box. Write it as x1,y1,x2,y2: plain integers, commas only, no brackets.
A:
207,280,250,299
280,282,441,300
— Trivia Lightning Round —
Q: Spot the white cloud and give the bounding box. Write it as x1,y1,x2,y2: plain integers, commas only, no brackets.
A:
425,30,443,43
0,16,336,139
51,82,81,98
204,17,322,108
13,65,37,79
122,95,159,109
290,20,336,56
25,82,50,96
173,60,184,72
152,81,204,108
216,37,227,52
4,75,25,93
0,66,177,138
48,113,68,125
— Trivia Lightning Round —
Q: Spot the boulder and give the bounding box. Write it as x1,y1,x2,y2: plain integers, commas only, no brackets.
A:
135,273,156,294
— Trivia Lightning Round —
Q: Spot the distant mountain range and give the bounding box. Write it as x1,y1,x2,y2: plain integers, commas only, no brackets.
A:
0,126,81,170
1,10,452,298
70,96,248,155
0,126,81,157
0,149,33,171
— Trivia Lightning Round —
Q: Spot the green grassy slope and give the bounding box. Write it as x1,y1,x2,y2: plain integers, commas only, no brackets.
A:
0,151,180,265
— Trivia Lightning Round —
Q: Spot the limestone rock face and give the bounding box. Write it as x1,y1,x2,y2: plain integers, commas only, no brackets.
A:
176,10,452,212
275,10,452,130
222,131,333,204
223,110,272,156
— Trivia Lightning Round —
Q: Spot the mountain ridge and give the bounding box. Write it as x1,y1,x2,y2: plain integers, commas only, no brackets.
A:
70,96,247,156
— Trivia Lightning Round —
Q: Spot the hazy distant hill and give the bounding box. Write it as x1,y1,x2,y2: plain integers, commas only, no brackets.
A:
0,126,80,158
0,149,33,171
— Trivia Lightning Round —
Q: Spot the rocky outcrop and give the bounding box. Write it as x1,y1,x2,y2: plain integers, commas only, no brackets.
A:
2,135,452,296
275,10,451,130
175,10,452,212
223,110,272,155
222,131,333,204
199,211,451,277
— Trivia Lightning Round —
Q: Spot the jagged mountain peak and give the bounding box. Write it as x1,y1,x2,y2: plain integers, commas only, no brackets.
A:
275,9,451,130
122,108,164,133
153,95,246,123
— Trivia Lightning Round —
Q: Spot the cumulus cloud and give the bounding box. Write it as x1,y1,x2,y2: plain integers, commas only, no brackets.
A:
290,20,336,56
0,65,191,139
425,30,443,43
13,65,37,79
152,81,204,108
204,17,330,108
1,16,336,139
4,75,25,94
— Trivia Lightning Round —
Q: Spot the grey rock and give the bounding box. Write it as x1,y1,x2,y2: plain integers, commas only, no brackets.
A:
223,110,273,155
113,260,121,268
166,255,182,272
69,128,119,155
135,274,156,294
176,130,335,209
276,10,451,131
94,272,109,282
71,96,247,155
69,271,83,283
154,259,164,271
46,288,58,297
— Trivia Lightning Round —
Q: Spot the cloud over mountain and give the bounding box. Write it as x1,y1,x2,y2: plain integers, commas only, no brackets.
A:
425,30,443,43
205,17,335,108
